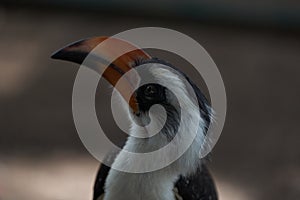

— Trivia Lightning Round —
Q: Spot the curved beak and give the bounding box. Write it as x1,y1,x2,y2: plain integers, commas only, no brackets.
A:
51,36,151,114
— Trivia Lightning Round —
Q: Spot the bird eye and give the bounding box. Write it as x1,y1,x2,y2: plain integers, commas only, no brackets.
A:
144,85,157,96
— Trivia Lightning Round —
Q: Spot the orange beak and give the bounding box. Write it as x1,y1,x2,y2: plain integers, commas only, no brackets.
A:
51,36,151,113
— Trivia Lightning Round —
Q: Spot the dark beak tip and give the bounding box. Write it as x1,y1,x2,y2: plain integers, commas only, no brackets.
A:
51,50,62,60
50,47,86,64
51,38,88,60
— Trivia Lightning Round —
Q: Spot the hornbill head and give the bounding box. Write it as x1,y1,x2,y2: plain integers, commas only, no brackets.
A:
51,36,212,141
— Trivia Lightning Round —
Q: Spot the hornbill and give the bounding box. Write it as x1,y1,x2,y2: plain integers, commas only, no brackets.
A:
52,36,218,200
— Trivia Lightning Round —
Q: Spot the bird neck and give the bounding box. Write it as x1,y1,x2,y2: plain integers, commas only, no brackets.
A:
104,134,180,200
104,108,205,200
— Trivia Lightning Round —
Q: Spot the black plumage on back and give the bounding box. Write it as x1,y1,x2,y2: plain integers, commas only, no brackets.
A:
93,164,110,200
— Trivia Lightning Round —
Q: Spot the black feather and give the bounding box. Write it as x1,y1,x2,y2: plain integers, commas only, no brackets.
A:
93,163,218,200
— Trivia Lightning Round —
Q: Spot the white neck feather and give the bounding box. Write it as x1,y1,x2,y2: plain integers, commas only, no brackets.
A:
103,110,205,200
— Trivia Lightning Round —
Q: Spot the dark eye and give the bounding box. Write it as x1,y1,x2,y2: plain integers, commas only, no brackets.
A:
144,85,157,96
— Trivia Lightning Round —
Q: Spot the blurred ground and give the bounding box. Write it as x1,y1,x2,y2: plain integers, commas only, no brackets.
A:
0,6,300,200
0,154,252,200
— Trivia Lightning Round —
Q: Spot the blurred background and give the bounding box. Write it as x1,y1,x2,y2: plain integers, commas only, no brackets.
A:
0,0,300,200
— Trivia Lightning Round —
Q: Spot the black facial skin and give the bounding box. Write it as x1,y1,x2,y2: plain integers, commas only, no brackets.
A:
135,83,167,113
132,83,180,142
